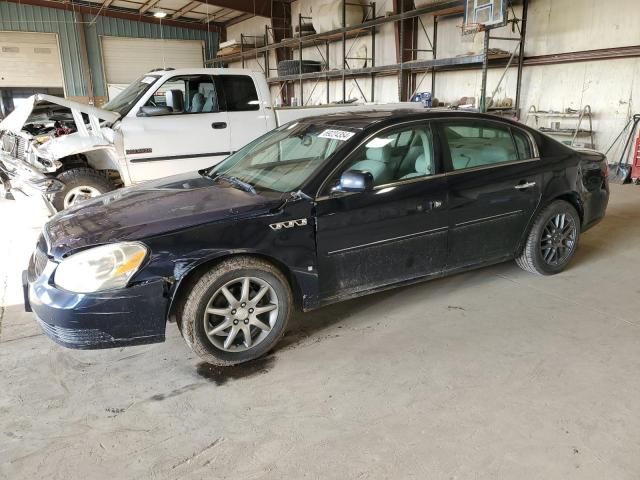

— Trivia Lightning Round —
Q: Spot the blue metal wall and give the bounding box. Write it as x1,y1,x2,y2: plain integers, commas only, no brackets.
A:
0,2,219,98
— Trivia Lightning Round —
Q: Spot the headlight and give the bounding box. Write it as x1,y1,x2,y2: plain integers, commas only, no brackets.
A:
55,242,148,293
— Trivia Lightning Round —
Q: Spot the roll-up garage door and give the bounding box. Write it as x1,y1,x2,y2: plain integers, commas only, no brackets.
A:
101,36,204,97
0,32,64,88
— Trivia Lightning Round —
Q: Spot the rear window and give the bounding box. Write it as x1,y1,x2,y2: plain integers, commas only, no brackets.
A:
219,75,259,112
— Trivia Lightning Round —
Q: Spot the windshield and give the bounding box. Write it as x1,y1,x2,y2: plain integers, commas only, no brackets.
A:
103,75,159,117
209,122,357,194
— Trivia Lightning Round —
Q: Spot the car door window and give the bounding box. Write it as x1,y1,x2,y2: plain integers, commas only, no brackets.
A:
326,124,435,191
217,75,260,111
144,75,218,114
443,122,519,171
512,129,534,160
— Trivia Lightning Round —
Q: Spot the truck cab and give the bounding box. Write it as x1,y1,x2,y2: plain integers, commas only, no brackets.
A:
113,68,276,183
0,68,275,211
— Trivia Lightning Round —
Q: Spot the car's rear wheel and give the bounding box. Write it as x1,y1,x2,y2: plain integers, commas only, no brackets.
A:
51,168,114,211
179,257,292,366
516,200,581,275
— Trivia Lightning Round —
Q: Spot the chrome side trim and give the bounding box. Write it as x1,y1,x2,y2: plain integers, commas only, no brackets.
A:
373,172,446,190
269,218,308,230
454,210,523,227
316,172,446,201
445,157,540,176
327,226,447,256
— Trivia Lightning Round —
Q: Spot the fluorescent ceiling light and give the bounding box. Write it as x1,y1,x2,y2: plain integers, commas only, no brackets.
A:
153,11,167,18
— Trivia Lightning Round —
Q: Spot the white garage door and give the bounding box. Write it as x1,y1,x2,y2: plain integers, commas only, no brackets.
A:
0,32,64,89
101,36,204,88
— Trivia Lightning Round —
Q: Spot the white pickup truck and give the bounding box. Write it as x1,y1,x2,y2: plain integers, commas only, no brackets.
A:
0,68,422,211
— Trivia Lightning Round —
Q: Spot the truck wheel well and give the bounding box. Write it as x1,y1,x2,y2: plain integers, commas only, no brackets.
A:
56,155,123,188
168,253,303,323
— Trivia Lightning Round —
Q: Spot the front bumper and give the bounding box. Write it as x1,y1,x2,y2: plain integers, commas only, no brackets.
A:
0,150,63,196
24,258,169,350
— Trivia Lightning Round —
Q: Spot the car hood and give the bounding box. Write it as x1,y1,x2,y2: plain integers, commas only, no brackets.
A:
0,94,119,134
44,172,281,259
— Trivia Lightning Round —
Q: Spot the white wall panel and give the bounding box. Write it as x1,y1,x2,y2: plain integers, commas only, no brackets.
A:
101,36,203,85
0,31,64,88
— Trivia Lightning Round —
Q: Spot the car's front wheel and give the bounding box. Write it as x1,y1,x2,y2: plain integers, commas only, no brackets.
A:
516,200,581,275
51,168,115,211
179,257,292,366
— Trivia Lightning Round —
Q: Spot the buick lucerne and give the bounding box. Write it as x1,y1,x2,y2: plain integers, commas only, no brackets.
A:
24,110,609,365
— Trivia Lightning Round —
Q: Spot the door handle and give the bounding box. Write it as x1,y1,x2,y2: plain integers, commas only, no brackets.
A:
514,181,536,190
211,122,227,129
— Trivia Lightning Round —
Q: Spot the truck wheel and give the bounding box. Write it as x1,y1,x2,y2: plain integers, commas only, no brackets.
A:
516,200,581,275
179,257,292,366
52,168,115,211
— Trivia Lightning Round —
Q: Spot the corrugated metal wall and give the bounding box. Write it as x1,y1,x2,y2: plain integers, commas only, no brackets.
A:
0,2,219,98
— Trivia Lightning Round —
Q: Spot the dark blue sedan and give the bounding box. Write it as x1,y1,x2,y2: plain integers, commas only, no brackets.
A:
24,110,609,365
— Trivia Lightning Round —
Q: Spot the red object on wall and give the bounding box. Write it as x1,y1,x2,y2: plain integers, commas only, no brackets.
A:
632,135,640,183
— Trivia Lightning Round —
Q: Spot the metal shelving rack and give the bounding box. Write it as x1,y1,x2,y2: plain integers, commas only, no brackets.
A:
527,105,595,148
207,0,528,113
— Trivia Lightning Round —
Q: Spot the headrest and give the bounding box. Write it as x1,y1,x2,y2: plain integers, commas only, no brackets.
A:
191,92,204,112
366,144,391,162
165,89,184,112
415,154,428,175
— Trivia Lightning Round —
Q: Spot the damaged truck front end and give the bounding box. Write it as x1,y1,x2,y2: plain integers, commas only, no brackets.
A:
0,94,121,212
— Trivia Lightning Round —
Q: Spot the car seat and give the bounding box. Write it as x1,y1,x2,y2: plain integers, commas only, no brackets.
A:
165,90,184,113
401,154,432,179
398,129,433,179
191,93,204,113
202,91,218,112
350,144,394,185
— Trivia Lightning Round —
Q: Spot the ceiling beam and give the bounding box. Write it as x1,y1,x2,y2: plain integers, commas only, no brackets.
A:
223,12,255,26
139,0,161,14
102,0,115,7
194,0,271,18
171,0,199,19
5,0,225,32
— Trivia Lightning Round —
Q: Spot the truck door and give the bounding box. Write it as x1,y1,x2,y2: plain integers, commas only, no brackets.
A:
215,74,272,152
122,73,231,183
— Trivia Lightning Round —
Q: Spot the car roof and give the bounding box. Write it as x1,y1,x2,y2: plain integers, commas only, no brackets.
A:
299,108,523,130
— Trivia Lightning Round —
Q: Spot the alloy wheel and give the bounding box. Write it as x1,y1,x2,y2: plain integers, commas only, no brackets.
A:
540,213,577,266
203,277,279,352
63,186,101,208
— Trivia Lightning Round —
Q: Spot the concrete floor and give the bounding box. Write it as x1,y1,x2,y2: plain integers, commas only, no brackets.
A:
1,185,639,479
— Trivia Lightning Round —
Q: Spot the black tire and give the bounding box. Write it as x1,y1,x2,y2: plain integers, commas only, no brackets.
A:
516,200,581,275
51,168,114,211
277,59,322,76
179,257,293,366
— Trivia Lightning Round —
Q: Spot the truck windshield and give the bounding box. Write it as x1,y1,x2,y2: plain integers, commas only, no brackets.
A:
103,75,159,117
209,122,357,194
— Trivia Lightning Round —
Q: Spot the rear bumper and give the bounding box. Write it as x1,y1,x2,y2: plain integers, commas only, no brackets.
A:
25,263,169,349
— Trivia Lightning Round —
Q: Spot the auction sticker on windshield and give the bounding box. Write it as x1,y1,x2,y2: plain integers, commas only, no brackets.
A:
318,129,355,141
141,76,157,84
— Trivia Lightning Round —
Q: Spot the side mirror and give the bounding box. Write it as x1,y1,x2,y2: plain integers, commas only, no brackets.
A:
334,169,374,193
137,106,172,117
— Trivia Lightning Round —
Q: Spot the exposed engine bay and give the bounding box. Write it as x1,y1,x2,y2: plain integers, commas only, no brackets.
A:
0,94,120,211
